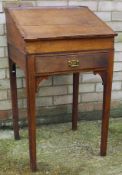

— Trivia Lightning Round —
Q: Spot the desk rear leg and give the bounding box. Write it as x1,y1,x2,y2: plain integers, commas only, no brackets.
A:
72,72,79,130
9,58,20,140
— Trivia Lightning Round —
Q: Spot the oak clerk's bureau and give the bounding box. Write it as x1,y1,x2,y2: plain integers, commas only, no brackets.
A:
5,6,117,171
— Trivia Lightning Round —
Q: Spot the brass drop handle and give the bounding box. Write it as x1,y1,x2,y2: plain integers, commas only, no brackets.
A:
68,60,79,68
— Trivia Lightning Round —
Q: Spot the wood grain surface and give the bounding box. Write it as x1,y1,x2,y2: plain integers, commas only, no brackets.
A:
6,6,116,40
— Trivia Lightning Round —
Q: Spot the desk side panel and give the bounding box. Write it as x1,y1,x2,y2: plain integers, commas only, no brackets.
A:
5,9,25,52
8,44,26,72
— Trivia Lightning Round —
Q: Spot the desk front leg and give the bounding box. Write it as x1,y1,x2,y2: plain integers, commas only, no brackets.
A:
101,70,113,156
8,57,20,140
26,56,37,171
95,50,114,156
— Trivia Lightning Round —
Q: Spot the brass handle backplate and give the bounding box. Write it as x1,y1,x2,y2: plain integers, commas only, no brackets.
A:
68,60,79,68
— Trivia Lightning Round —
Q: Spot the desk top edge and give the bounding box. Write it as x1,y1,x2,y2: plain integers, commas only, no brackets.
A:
5,6,117,41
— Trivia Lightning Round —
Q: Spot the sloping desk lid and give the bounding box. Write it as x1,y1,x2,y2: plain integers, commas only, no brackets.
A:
6,6,117,41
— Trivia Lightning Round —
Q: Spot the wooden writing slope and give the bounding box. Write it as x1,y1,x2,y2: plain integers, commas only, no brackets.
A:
5,6,117,171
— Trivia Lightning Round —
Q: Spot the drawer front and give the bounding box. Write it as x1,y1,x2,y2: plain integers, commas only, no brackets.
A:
35,51,109,75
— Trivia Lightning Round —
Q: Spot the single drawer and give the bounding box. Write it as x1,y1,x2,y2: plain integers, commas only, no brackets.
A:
35,51,109,75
